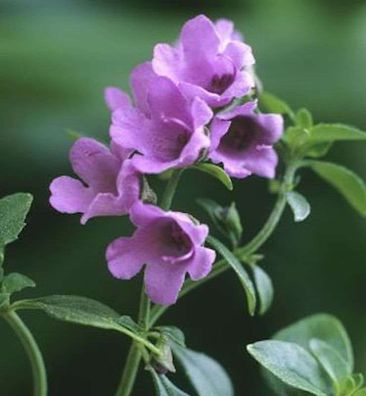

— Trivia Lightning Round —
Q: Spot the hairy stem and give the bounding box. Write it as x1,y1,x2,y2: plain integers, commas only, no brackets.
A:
115,169,182,396
149,161,299,326
3,310,47,396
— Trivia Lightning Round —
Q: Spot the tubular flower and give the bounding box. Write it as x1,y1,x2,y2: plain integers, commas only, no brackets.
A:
106,202,216,305
50,137,140,224
152,15,255,108
209,101,283,179
109,63,213,174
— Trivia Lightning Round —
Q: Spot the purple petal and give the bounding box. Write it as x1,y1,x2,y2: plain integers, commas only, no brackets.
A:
130,62,157,115
144,263,186,305
179,82,230,108
171,214,209,245
191,97,213,129
129,202,165,227
152,43,182,83
106,236,145,279
243,146,278,179
255,113,284,145
215,19,235,45
104,87,130,112
187,247,216,280
223,41,255,69
147,76,192,127
131,155,179,174
209,117,231,152
181,15,220,60
110,106,149,152
49,176,94,214
70,138,120,191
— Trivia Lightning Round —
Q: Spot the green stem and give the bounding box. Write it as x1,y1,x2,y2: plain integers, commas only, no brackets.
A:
3,310,47,396
149,161,299,326
160,169,183,210
115,169,183,396
115,287,150,396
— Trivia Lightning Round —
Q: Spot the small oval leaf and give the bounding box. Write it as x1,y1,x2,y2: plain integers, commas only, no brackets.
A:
274,313,354,371
150,370,190,396
207,236,256,315
247,341,330,395
286,191,311,222
193,164,233,190
172,345,234,396
309,339,351,382
252,265,274,315
2,273,35,294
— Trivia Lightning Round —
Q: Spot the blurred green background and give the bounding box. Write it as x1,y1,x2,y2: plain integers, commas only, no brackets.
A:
1,0,366,394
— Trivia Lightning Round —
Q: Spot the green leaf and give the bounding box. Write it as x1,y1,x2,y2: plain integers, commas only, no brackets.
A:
150,370,190,396
309,339,351,382
274,314,354,371
285,126,310,147
196,199,243,247
66,128,84,141
306,142,333,158
338,374,364,396
172,344,234,396
193,164,233,191
308,124,366,144
196,198,227,235
156,326,186,348
224,202,243,246
308,161,366,216
247,341,330,395
259,92,295,119
252,265,274,315
354,388,366,396
286,191,311,222
2,273,35,294
207,236,256,315
0,193,33,249
296,108,313,129
11,295,154,348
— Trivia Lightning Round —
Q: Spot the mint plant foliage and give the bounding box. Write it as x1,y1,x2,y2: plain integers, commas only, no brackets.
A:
2,13,366,396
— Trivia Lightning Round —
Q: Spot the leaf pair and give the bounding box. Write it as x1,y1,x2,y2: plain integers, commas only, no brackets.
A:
247,314,365,396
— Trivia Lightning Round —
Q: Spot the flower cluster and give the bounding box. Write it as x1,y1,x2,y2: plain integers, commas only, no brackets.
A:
49,15,283,305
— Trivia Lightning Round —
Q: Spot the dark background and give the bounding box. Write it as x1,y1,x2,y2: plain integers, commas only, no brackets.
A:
1,0,366,394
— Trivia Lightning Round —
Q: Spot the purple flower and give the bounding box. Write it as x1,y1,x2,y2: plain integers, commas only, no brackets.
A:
152,15,255,108
209,101,283,179
50,137,140,224
106,202,216,305
109,63,213,174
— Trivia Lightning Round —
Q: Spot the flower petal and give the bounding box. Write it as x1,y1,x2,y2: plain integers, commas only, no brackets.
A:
104,87,131,112
187,247,216,280
70,138,119,191
144,263,186,305
181,15,220,60
49,176,94,214
130,62,157,115
106,236,146,279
